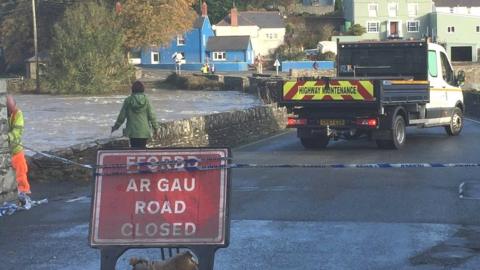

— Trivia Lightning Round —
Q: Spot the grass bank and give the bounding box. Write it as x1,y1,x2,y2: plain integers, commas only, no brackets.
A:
5,78,131,95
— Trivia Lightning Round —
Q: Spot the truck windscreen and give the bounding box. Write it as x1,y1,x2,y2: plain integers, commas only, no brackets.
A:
338,43,428,80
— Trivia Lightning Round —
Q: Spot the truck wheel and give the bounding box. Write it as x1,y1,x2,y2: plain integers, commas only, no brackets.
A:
300,136,330,149
376,115,406,149
445,107,463,136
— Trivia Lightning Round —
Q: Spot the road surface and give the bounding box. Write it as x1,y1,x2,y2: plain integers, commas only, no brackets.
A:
1,119,480,269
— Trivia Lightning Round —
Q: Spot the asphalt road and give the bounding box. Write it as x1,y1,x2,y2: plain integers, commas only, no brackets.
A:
2,119,480,270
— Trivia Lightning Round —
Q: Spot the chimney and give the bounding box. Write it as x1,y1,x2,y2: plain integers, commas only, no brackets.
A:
201,1,208,17
230,6,238,26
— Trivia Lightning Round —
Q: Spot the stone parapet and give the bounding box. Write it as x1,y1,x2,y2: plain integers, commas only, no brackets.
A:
223,76,249,91
0,80,16,204
454,63,480,91
464,91,480,118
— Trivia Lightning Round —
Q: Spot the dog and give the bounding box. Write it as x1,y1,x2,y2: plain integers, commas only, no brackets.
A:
130,251,199,270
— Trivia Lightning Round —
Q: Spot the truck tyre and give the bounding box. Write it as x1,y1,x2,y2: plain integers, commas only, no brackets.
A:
376,115,406,150
445,107,463,136
300,136,330,149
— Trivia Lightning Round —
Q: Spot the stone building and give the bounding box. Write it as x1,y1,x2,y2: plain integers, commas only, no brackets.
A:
213,7,286,57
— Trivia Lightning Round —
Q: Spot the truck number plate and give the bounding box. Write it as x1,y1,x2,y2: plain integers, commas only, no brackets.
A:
319,119,345,126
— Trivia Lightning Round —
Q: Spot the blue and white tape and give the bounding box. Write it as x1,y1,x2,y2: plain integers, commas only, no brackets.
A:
19,143,480,174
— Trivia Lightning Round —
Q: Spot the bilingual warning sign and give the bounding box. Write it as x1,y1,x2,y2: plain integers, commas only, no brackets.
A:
89,148,230,247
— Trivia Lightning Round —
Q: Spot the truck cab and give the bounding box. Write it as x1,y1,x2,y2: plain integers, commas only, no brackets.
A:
427,43,464,113
280,40,465,149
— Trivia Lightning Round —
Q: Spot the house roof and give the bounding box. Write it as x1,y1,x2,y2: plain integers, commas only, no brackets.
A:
216,11,285,28
434,0,480,7
26,51,49,62
206,36,251,51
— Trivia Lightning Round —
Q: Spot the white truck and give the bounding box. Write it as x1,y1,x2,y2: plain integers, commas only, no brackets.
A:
280,40,465,149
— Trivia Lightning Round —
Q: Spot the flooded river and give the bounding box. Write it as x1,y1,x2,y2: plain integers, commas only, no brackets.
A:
16,90,262,151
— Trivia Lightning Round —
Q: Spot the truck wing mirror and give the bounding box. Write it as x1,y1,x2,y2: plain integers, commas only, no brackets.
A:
456,70,465,87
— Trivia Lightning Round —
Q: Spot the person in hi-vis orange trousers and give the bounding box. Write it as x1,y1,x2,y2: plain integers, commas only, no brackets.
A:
7,95,31,196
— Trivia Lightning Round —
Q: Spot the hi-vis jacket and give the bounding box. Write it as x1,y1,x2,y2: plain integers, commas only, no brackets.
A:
8,110,25,155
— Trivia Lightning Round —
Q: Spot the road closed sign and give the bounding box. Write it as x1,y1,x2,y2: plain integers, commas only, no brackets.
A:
90,148,230,247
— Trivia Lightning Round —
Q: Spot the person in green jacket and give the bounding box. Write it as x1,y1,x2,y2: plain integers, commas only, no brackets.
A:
111,81,159,149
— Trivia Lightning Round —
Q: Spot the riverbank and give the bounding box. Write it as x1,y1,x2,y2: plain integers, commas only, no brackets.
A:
5,78,133,95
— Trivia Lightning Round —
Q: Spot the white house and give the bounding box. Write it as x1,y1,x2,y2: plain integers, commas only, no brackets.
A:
213,7,286,57
434,0,480,16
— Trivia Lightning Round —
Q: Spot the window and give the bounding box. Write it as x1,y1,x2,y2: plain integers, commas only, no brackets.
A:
212,52,226,61
447,26,455,33
428,51,438,77
407,21,419,32
151,52,159,64
266,33,277,39
407,3,418,17
388,3,398,17
177,34,185,46
440,52,454,85
477,26,480,32
367,21,379,33
368,4,378,17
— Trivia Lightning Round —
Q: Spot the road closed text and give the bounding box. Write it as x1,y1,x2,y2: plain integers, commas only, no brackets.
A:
122,176,197,238
121,222,196,237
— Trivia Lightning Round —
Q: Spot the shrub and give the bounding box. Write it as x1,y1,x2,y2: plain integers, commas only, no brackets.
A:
347,24,366,36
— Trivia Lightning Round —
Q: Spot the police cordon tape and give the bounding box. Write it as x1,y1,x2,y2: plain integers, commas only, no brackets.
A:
15,144,480,176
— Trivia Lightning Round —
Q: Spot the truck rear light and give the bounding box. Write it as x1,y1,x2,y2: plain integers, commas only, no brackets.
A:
287,117,307,127
356,118,378,128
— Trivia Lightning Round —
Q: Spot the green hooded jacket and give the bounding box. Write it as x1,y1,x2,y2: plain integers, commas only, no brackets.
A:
113,93,158,138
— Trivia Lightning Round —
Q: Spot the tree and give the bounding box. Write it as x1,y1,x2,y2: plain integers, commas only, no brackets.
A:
0,1,32,73
118,0,197,52
0,0,72,73
334,0,343,11
193,0,240,24
278,0,296,13
348,24,366,36
47,2,133,94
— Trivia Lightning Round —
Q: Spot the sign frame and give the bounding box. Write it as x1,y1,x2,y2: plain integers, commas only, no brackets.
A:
88,147,231,270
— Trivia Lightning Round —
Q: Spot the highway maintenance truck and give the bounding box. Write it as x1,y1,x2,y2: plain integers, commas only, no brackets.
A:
280,40,465,149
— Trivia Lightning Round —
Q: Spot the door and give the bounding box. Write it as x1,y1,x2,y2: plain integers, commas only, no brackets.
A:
439,51,463,108
427,50,447,114
390,22,398,36
451,46,473,62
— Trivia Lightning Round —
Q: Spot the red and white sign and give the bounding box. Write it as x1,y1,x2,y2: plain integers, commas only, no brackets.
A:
90,149,229,247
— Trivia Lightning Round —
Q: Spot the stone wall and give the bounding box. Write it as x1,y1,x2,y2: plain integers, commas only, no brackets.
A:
464,91,480,118
0,80,17,203
248,77,285,104
28,105,287,183
223,76,249,91
454,63,480,91
289,69,336,78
